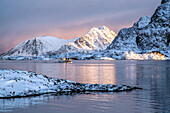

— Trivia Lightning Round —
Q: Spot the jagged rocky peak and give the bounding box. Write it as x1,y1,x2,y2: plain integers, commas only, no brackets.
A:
73,26,116,50
150,0,170,25
133,16,151,29
105,0,170,59
106,15,151,53
136,0,170,55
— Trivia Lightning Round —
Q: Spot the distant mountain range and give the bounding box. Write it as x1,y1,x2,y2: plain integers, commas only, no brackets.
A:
0,0,169,60
0,26,116,57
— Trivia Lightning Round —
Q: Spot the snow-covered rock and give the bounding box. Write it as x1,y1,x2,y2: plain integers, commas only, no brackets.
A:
100,0,170,60
106,16,151,55
0,36,71,57
0,69,141,98
51,26,117,55
136,1,170,56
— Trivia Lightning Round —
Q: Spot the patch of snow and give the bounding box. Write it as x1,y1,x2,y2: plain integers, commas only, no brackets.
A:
100,57,115,60
124,51,166,60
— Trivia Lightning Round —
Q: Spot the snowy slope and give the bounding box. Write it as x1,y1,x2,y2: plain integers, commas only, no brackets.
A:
0,36,71,57
53,26,117,55
0,69,141,98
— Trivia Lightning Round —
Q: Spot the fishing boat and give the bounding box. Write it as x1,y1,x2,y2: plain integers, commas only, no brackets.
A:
58,58,72,63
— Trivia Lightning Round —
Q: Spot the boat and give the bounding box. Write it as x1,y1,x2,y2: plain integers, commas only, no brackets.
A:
58,58,72,63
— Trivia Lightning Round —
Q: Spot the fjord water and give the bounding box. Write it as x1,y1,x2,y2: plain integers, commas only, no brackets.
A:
0,60,169,113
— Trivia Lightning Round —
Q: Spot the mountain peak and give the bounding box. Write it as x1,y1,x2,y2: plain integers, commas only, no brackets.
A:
133,16,151,29
99,26,109,30
53,26,117,55
87,26,115,35
88,26,110,33
78,26,116,50
106,0,170,59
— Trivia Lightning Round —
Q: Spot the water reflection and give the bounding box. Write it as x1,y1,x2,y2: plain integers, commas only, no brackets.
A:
71,64,116,84
0,95,53,112
0,61,117,84
135,61,170,113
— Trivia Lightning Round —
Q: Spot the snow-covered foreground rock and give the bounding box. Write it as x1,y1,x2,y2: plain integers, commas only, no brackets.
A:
0,69,141,98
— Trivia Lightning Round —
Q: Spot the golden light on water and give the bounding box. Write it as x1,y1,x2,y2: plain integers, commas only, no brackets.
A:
59,63,116,84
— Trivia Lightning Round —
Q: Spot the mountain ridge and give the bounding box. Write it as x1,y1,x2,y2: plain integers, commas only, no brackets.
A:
52,26,117,55
0,26,117,58
0,36,71,57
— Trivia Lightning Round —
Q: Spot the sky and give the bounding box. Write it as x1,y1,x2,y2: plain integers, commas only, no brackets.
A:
0,0,161,54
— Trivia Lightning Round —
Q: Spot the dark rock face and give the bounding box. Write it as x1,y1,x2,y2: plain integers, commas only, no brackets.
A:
161,0,169,4
136,1,170,55
107,0,170,57
106,16,151,57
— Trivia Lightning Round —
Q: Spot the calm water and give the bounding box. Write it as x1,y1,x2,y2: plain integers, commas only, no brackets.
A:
0,60,169,113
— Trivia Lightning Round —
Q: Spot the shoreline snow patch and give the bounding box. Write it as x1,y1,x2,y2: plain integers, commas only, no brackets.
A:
124,51,166,60
0,69,142,98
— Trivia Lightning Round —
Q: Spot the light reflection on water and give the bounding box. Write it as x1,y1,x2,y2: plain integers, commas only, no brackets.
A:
0,60,169,113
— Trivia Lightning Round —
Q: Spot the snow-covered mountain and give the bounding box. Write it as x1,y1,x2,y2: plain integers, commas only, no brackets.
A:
97,0,170,60
52,26,117,55
0,36,71,57
0,26,116,59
